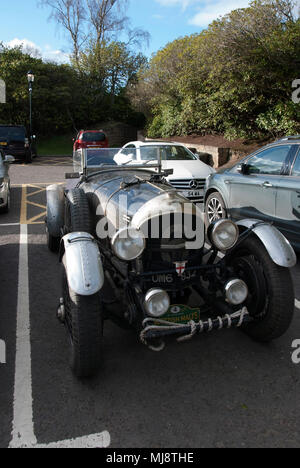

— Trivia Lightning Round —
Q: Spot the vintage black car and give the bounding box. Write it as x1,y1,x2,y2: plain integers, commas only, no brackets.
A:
46,148,297,378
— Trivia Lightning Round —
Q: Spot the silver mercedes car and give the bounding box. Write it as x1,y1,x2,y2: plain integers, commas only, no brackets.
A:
205,136,300,250
0,149,14,213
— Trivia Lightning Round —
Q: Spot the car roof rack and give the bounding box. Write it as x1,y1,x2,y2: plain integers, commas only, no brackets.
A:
277,135,300,142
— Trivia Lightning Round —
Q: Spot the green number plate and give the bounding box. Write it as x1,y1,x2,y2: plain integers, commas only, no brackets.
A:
161,305,201,325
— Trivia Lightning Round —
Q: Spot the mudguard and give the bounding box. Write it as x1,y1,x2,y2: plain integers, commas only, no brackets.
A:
62,232,104,296
46,184,65,238
237,219,297,268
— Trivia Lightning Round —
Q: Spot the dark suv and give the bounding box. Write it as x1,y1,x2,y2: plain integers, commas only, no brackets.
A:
0,125,36,163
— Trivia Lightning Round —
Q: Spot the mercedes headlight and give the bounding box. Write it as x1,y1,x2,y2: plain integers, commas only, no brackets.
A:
111,227,145,261
208,219,239,251
144,289,170,318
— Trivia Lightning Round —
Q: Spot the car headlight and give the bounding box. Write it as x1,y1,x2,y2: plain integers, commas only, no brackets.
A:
208,219,239,251
111,227,145,261
144,289,170,318
225,279,248,305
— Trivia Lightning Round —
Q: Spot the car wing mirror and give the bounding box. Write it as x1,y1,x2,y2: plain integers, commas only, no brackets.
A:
4,155,15,164
237,163,249,175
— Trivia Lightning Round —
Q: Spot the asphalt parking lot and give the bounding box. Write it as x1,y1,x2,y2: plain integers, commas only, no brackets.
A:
0,155,300,448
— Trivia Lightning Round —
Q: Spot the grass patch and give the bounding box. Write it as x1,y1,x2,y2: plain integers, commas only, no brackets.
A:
38,134,73,156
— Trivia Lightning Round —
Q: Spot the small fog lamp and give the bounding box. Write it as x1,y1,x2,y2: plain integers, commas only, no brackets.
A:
144,289,170,318
225,279,248,305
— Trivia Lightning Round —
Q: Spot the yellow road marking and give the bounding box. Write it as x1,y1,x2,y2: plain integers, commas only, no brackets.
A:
27,200,46,210
19,184,47,225
20,185,27,225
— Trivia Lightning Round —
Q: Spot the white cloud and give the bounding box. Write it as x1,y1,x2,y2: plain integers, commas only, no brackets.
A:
5,38,69,64
189,0,250,26
155,0,251,24
155,0,195,11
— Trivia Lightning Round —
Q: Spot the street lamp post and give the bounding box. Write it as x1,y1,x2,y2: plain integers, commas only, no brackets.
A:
27,71,34,137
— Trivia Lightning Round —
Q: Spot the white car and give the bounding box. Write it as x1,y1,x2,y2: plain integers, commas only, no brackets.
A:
114,141,215,204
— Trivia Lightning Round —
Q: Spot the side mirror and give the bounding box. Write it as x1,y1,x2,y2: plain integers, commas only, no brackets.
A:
237,163,249,175
4,155,15,164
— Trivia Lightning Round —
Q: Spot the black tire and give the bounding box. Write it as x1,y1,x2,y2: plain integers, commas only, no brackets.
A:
65,188,92,233
62,268,103,378
47,229,60,253
205,191,227,225
231,235,294,342
25,151,32,164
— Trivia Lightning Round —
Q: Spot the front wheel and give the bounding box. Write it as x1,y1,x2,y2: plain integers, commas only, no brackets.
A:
25,151,32,164
205,192,227,225
230,236,294,342
62,268,103,378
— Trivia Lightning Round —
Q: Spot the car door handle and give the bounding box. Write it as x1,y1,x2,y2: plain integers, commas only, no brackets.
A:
262,181,273,188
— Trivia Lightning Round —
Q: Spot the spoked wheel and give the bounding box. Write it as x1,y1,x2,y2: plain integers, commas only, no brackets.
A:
205,192,227,224
62,267,103,378
229,235,294,342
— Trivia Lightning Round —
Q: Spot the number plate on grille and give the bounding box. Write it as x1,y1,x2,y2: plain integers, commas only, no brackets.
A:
180,190,203,198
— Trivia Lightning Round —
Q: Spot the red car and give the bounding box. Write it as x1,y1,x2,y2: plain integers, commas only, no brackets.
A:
73,130,109,151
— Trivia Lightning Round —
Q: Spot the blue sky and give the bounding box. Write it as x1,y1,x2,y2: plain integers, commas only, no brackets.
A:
1,0,253,61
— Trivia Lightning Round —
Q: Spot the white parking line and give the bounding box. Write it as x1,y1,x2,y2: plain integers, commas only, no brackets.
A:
12,183,64,187
9,224,110,448
10,224,37,448
0,223,20,227
36,433,111,448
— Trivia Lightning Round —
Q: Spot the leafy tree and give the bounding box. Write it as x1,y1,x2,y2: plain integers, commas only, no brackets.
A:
130,0,300,139
0,41,146,136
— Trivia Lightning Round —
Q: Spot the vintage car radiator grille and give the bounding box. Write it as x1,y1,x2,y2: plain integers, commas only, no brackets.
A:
143,215,203,273
168,178,206,202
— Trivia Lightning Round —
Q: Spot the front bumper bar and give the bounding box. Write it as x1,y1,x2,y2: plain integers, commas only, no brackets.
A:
140,307,251,347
